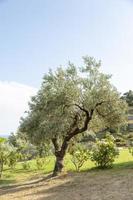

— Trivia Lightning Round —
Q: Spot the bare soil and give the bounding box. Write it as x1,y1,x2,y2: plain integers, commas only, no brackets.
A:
0,169,133,200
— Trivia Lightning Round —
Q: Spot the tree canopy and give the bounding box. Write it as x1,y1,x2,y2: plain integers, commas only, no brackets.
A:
19,56,127,176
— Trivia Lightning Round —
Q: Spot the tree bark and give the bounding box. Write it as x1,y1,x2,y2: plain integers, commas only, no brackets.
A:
52,153,64,176
52,138,69,177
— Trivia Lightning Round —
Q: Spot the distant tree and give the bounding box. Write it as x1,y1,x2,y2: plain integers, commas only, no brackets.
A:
0,138,16,178
19,56,127,176
121,90,133,107
8,133,38,160
7,150,20,169
8,132,18,147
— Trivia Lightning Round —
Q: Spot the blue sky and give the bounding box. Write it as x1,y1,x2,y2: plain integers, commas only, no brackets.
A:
0,0,133,135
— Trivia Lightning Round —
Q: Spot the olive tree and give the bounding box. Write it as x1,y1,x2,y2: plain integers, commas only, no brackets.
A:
0,138,16,178
19,56,127,176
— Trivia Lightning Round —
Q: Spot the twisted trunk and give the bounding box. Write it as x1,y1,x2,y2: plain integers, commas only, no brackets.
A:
52,138,69,177
52,102,103,176
53,153,65,176
52,113,90,176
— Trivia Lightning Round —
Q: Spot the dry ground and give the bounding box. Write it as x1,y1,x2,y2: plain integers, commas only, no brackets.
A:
0,169,133,200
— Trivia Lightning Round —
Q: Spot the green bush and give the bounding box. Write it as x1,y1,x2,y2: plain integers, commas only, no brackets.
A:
69,144,89,171
7,151,19,169
35,157,50,170
0,138,17,178
90,134,119,169
22,161,30,170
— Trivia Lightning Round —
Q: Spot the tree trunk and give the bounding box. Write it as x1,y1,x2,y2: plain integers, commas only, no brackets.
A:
52,137,68,177
51,107,93,176
52,153,64,177
51,103,103,176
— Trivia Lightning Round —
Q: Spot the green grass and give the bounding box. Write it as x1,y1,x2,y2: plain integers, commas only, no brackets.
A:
0,156,55,186
114,148,133,168
0,148,133,187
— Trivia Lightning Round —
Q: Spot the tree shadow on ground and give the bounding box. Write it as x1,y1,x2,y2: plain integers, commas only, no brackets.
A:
0,161,133,200
0,167,133,200
0,174,52,192
113,160,133,169
0,174,85,200
0,179,16,186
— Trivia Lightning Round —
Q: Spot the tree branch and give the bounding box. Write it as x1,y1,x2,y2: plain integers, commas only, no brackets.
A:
52,138,60,152
94,101,106,109
74,104,88,113
60,101,107,155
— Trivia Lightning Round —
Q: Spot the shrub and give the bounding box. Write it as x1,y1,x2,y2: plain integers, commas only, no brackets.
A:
70,144,89,171
7,151,19,169
0,138,17,178
35,157,50,170
22,161,30,170
90,134,119,169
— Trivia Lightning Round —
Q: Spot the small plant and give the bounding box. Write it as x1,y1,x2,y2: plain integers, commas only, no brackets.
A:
7,151,18,169
35,157,50,170
70,143,89,171
22,161,30,170
90,134,119,169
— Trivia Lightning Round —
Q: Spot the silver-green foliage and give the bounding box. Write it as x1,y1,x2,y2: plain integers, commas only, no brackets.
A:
19,56,127,175
20,56,127,144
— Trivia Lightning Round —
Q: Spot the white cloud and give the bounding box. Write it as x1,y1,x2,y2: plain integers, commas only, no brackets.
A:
0,81,37,136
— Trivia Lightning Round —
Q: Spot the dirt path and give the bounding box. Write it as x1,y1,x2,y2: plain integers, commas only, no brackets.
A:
0,169,133,200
